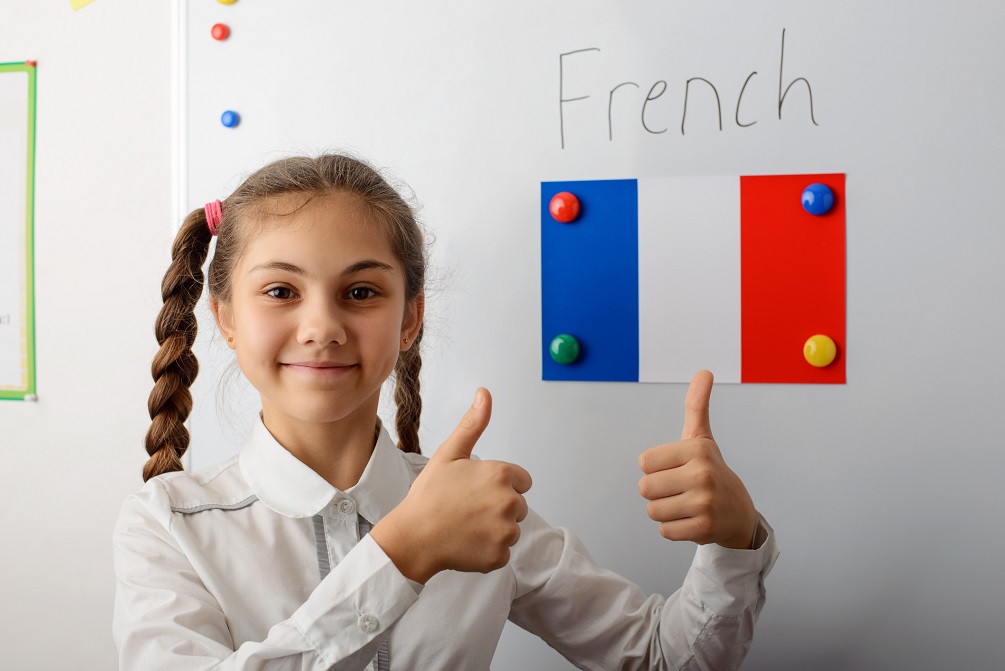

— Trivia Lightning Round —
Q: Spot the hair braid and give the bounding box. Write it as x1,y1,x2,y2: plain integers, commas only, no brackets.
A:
142,210,213,482
393,324,424,454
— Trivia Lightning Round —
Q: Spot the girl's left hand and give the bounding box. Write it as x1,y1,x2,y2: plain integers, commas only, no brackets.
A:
637,370,758,550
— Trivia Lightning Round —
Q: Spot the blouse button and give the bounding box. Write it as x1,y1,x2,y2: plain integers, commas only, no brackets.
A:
336,498,356,516
357,613,379,634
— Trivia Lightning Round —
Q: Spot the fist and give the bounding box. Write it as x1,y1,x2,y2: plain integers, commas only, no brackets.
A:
637,371,757,549
372,389,533,582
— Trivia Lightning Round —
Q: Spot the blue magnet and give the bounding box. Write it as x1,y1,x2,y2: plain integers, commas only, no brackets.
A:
801,183,834,216
220,110,241,128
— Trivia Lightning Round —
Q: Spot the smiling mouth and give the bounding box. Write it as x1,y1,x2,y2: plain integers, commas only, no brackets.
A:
282,362,357,374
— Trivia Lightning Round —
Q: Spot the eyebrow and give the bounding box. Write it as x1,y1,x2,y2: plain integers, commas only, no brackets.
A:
342,259,396,276
247,261,304,276
246,259,396,278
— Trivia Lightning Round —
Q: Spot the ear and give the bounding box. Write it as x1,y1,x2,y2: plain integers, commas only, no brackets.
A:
400,293,424,351
210,296,237,350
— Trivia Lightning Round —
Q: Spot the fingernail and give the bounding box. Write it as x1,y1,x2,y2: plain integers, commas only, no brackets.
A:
473,389,484,407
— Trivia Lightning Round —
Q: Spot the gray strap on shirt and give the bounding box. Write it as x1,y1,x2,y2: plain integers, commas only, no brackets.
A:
311,513,390,671
357,514,390,671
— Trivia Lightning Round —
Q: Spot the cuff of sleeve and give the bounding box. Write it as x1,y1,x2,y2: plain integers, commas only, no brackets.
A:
690,515,780,617
291,535,420,665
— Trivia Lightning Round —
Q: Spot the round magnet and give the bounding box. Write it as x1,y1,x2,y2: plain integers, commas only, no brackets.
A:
803,334,837,367
549,334,581,365
802,183,834,216
549,192,580,223
216,0,238,5
220,110,240,128
211,23,230,40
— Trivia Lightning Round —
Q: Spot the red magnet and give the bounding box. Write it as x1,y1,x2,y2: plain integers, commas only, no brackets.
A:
550,192,580,223
211,23,231,41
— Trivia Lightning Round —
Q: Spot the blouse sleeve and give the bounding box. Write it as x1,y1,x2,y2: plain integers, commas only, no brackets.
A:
112,484,419,671
506,508,779,671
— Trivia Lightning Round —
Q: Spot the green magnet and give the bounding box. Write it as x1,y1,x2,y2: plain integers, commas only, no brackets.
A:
549,334,581,365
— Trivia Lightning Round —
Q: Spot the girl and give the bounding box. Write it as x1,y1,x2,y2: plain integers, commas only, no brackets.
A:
114,154,778,670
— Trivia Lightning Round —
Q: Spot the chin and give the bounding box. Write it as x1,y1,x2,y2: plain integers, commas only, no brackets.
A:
281,395,374,425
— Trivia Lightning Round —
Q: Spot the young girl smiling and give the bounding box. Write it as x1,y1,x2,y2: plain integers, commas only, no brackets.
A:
114,153,777,670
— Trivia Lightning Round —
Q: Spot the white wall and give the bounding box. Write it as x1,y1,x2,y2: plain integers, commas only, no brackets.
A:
0,1,170,668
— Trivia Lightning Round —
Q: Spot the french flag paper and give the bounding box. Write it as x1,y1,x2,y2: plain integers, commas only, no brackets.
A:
541,174,846,384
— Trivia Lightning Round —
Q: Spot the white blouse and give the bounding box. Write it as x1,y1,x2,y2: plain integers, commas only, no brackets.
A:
113,418,779,670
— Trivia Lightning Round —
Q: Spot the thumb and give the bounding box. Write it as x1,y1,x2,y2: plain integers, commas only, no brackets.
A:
681,370,714,440
434,388,492,462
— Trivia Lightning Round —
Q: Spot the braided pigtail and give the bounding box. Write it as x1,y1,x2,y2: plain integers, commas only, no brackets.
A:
142,209,214,481
393,324,424,454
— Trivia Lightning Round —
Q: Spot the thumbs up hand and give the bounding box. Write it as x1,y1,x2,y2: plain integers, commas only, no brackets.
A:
371,389,533,583
637,371,758,549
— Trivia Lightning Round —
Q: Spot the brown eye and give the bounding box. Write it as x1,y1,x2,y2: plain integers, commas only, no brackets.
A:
265,286,294,300
348,287,377,301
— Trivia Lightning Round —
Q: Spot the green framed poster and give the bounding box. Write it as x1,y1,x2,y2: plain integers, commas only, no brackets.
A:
0,62,36,400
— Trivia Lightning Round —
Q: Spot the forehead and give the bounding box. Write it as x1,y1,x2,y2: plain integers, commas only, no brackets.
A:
241,192,399,266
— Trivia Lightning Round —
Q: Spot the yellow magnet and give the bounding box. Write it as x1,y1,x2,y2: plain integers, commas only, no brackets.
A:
216,0,238,5
803,334,837,368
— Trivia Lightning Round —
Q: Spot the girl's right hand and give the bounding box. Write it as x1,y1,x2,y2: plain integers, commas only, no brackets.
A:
370,388,532,584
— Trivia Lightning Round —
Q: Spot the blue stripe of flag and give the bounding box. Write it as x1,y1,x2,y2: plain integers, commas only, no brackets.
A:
541,179,639,381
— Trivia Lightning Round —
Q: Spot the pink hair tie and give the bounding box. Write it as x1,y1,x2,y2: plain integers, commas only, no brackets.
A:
204,200,223,235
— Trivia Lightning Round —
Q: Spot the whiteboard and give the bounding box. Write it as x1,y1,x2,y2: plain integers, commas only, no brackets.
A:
182,1,1005,668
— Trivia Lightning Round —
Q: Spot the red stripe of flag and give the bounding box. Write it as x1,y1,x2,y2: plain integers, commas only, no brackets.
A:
740,174,846,383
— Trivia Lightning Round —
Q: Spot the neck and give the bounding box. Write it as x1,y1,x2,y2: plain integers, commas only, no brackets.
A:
261,397,380,491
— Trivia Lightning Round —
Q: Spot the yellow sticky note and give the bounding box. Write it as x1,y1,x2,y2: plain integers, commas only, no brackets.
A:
70,0,97,10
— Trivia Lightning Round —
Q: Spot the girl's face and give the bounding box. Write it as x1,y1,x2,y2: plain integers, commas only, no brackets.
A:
213,193,422,433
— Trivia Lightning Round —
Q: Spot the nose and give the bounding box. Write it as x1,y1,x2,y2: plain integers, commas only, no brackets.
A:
296,295,347,346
